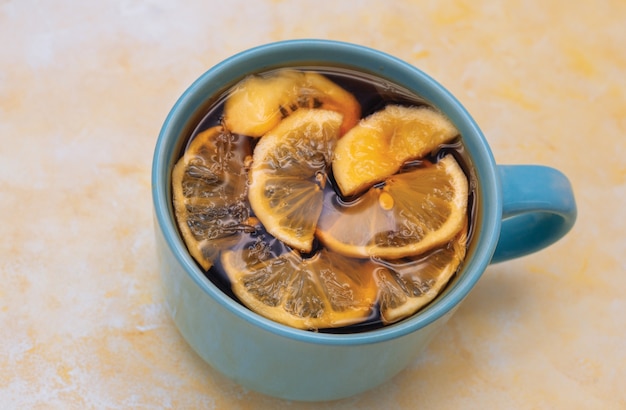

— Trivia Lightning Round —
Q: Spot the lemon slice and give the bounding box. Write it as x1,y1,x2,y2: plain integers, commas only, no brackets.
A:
172,126,253,270
248,109,342,253
221,248,378,330
223,69,361,137
332,105,459,196
375,222,468,324
317,155,468,259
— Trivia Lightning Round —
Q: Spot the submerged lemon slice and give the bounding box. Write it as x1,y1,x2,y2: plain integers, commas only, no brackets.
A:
317,155,468,259
248,109,342,253
332,105,459,196
375,222,468,324
223,69,361,137
171,126,252,270
221,248,378,330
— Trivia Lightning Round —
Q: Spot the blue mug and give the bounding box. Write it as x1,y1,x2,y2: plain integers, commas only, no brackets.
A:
152,39,576,401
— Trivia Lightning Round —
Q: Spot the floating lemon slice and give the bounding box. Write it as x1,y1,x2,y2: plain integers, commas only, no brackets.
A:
375,221,468,324
317,155,468,259
221,248,378,330
248,109,342,253
332,105,459,196
172,126,252,270
223,69,361,137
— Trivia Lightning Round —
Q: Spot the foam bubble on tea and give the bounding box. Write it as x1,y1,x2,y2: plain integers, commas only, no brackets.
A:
171,66,474,332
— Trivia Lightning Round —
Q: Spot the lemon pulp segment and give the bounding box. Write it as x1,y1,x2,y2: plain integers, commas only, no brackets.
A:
332,105,459,196
221,249,378,330
223,69,360,137
317,155,468,259
172,126,252,270
248,109,343,253
375,221,468,324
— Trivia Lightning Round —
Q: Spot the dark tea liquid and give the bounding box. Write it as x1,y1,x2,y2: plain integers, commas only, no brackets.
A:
176,66,478,333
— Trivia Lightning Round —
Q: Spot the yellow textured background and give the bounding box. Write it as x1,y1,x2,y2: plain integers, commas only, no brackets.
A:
1,1,625,408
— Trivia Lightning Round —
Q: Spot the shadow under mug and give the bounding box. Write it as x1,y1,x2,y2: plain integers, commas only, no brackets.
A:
152,39,577,401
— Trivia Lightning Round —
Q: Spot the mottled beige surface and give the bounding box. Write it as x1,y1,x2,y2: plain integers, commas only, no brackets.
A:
1,0,624,408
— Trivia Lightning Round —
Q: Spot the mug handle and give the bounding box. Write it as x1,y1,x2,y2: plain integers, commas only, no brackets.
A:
490,165,577,264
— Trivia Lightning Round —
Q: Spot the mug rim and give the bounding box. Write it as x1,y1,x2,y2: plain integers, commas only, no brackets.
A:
152,39,501,345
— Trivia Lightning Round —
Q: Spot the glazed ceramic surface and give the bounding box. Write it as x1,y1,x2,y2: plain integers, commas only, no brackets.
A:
151,40,575,401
